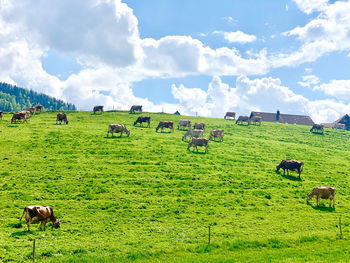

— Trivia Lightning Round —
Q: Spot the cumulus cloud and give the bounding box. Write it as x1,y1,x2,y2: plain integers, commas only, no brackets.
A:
292,0,328,14
274,1,350,67
172,75,350,123
314,79,350,101
298,75,320,88
213,30,257,44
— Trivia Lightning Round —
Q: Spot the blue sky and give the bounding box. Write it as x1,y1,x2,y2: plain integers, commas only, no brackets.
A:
1,0,350,122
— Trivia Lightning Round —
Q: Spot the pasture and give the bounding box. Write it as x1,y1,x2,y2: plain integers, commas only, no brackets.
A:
0,111,350,262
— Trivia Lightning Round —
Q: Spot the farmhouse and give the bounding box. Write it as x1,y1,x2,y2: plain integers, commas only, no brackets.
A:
331,114,350,130
250,110,314,126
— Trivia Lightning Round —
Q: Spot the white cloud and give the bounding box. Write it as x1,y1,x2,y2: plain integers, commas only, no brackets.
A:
172,75,350,123
214,30,257,44
298,74,320,88
223,16,237,23
314,79,350,101
292,0,329,14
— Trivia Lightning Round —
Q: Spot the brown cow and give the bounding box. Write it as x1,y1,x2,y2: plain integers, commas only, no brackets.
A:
307,186,335,208
156,121,174,132
0,111,3,119
182,129,204,141
209,129,224,141
193,122,205,130
224,112,236,120
134,116,151,127
11,112,27,123
178,120,191,130
107,124,130,137
20,205,60,231
34,105,44,113
187,137,209,153
276,159,304,178
250,116,262,125
93,105,104,114
236,115,250,125
26,107,36,115
310,124,324,134
130,105,142,113
56,113,68,124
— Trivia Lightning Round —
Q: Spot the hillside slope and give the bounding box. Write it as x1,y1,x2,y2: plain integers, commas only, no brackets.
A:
0,82,76,112
0,111,349,262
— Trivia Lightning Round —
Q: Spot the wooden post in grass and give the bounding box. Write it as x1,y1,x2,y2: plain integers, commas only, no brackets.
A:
208,225,211,245
33,239,35,263
339,216,343,239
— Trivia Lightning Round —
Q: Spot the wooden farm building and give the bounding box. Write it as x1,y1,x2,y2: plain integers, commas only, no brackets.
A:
323,114,350,130
250,110,314,126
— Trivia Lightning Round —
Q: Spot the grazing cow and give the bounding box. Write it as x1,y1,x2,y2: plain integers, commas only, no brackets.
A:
0,110,2,119
178,120,191,130
18,110,31,120
26,107,36,115
224,112,236,119
209,129,224,141
93,105,104,114
193,122,205,130
20,205,60,231
130,105,143,113
332,123,345,130
236,115,250,125
56,113,68,125
310,124,324,134
187,137,209,153
107,124,130,137
11,112,27,123
276,159,304,178
156,121,174,132
34,105,44,113
133,116,151,127
182,129,204,141
307,186,335,208
250,116,262,125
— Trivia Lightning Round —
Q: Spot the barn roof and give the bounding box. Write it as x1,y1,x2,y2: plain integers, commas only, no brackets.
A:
331,114,350,130
250,111,314,126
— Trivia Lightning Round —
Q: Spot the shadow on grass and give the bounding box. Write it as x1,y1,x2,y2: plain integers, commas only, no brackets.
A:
187,149,208,154
156,131,172,133
209,139,223,143
10,230,32,237
307,202,335,212
104,136,130,139
310,131,324,136
277,171,302,181
133,125,151,129
236,123,250,126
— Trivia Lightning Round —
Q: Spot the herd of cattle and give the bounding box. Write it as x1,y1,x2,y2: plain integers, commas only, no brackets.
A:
0,105,338,231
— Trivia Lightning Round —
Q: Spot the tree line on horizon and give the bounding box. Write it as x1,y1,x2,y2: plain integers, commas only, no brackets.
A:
0,82,76,112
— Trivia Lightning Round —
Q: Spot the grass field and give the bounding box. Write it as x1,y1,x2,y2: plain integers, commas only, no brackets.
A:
0,111,350,262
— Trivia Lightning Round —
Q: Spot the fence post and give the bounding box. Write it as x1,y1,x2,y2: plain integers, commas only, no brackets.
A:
33,239,36,263
208,225,211,245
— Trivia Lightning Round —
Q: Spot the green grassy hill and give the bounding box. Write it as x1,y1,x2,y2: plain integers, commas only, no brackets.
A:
0,111,349,262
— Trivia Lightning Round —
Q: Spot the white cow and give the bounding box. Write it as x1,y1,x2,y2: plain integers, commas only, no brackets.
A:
182,129,204,141
178,120,191,130
107,124,130,137
307,186,335,208
209,129,224,141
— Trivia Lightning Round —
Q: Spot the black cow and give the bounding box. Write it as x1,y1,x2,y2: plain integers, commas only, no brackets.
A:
93,105,104,114
130,105,142,113
276,159,304,178
134,116,151,127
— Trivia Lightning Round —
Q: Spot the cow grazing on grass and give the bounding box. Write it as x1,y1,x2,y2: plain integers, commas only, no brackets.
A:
20,205,60,231
209,129,224,141
156,121,174,132
93,105,104,114
182,129,204,141
187,137,209,153
224,112,236,119
11,112,27,123
34,105,44,113
26,107,36,115
193,122,205,130
134,116,151,127
310,124,324,134
276,159,304,179
18,111,31,120
178,120,191,130
56,113,68,125
307,186,335,208
250,116,262,125
332,123,345,130
236,115,250,125
107,124,130,137
0,111,2,119
130,105,142,113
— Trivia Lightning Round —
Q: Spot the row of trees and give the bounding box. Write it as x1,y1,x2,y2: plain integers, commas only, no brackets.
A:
0,82,76,112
